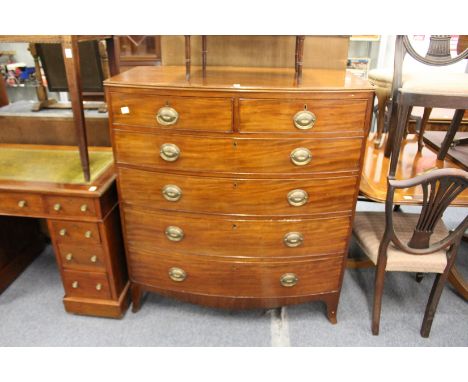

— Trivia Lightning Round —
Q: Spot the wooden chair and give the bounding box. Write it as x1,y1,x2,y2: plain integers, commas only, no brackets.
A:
353,168,468,337
385,35,468,161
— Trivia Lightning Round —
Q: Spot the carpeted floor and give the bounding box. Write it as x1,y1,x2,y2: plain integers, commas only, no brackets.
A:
0,202,466,346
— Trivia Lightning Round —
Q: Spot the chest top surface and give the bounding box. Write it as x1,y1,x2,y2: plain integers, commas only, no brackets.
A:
104,66,373,93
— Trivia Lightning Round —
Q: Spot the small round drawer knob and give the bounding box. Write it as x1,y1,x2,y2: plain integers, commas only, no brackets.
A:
59,228,67,236
156,106,179,126
293,110,316,130
53,203,62,211
84,230,92,239
280,273,299,287
90,255,97,263
65,253,73,261
168,267,186,282
290,147,312,166
162,184,182,202
283,232,304,248
80,204,88,212
96,283,102,291
72,281,79,289
287,189,309,207
17,200,27,208
165,226,184,242
160,143,181,162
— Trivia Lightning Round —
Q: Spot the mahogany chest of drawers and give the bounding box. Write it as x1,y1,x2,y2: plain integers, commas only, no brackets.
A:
105,66,373,322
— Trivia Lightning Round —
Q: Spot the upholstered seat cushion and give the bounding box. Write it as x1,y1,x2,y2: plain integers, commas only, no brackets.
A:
401,72,468,96
353,211,448,273
368,68,393,88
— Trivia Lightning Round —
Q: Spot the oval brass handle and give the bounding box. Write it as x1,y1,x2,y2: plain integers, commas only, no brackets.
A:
156,106,179,126
160,143,180,162
90,255,97,263
168,267,186,282
290,148,312,166
72,281,79,289
162,184,182,202
17,200,27,208
293,110,316,130
287,189,309,207
80,204,88,212
283,232,304,248
53,203,62,211
96,283,102,291
165,226,184,242
65,253,73,261
59,228,67,237
84,230,92,239
280,273,299,287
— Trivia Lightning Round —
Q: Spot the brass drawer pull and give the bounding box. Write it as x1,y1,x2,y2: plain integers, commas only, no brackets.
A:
165,226,184,242
84,230,92,239
90,255,97,263
287,189,309,207
59,228,67,237
290,147,312,166
280,273,299,287
168,267,186,282
293,110,316,130
96,283,102,291
17,200,27,208
162,184,182,202
80,204,88,212
160,143,180,162
157,106,179,126
65,253,73,261
72,281,79,289
283,232,304,248
53,203,62,211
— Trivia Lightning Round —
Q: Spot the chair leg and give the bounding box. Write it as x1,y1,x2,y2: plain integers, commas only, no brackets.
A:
388,102,411,177
415,272,424,283
372,259,387,335
420,272,449,338
374,90,389,147
417,107,432,152
437,109,464,161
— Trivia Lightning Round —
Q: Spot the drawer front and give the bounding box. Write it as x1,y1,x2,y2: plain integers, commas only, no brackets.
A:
58,243,106,270
50,220,101,244
0,191,44,216
62,269,111,299
127,250,343,298
110,92,233,132
123,208,351,258
113,130,362,174
45,196,97,218
239,98,368,133
118,167,358,216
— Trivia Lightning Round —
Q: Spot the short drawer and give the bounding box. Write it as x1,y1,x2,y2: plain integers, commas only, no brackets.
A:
0,191,44,216
57,243,106,270
113,130,363,174
123,208,351,259
62,269,111,299
45,196,97,218
110,92,233,132
127,250,343,298
118,167,358,216
239,98,368,133
49,220,101,244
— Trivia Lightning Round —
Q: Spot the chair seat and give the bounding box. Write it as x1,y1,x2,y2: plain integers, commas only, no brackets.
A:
368,68,393,88
401,72,468,96
353,211,448,273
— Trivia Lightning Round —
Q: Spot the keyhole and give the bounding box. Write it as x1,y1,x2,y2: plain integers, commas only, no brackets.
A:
233,141,237,148
233,182,237,189
304,104,307,110
232,224,237,230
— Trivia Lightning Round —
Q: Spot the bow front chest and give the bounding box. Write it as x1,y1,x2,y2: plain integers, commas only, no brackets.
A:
105,66,373,322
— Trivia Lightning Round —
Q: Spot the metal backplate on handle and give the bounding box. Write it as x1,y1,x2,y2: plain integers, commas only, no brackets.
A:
168,267,187,282
280,273,298,287
157,106,179,126
293,110,316,130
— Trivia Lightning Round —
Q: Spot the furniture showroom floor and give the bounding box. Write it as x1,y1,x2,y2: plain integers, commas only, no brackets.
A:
1,202,467,347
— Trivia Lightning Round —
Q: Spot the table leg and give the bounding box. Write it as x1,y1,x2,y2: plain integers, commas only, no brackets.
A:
61,36,90,182
185,35,191,81
106,36,120,77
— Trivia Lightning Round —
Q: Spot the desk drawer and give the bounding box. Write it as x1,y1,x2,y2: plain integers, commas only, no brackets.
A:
45,196,97,218
127,250,342,298
0,191,44,216
118,167,358,216
57,243,106,270
239,98,368,133
62,269,111,299
123,208,350,258
113,130,362,174
110,92,233,132
49,220,101,244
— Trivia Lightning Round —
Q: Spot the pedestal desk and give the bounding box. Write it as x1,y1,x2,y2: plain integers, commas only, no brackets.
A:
105,66,373,322
0,144,129,318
